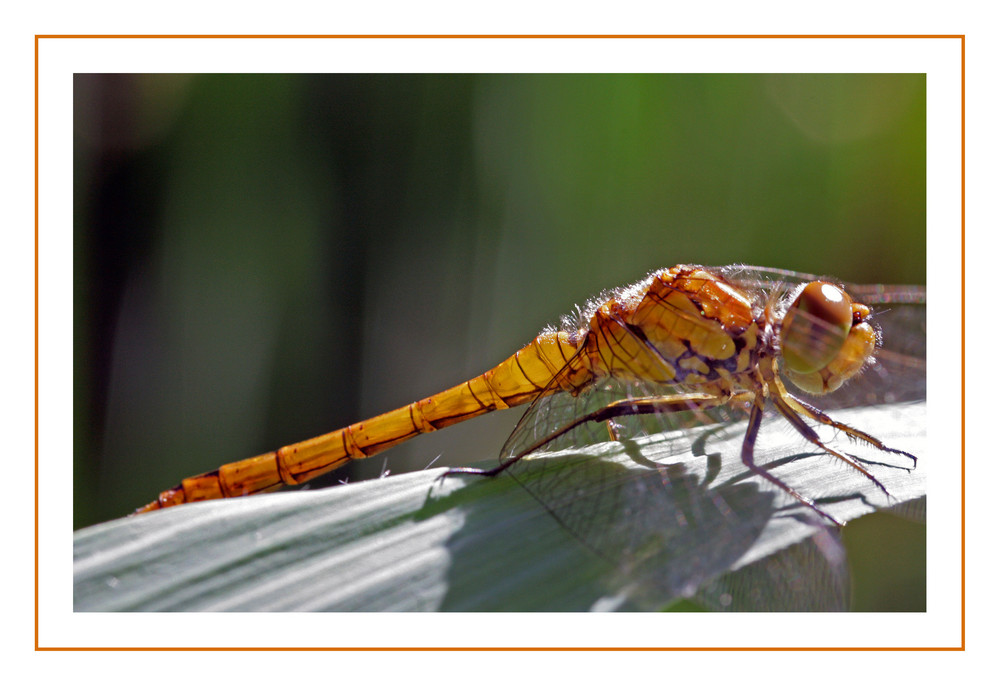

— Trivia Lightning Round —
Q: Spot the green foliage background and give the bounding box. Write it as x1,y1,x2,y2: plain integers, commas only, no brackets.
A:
73,74,925,610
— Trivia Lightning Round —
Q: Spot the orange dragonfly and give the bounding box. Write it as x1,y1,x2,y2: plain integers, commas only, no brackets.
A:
135,264,924,527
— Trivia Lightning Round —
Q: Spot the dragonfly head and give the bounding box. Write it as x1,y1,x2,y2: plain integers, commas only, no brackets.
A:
779,281,877,395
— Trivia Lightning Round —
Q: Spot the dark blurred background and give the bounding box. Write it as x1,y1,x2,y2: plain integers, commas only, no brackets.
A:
73,73,925,608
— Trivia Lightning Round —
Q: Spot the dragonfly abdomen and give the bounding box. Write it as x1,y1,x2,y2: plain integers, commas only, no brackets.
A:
135,330,583,512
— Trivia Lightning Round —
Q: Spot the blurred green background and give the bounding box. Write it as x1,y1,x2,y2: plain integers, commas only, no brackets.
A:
73,73,925,609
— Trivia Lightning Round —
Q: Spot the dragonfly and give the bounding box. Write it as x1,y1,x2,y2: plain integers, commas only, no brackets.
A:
135,264,924,530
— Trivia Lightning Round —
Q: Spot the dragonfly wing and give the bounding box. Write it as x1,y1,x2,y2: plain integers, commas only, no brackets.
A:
497,327,849,611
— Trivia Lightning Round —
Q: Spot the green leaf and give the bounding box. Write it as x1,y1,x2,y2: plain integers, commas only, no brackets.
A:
74,401,924,612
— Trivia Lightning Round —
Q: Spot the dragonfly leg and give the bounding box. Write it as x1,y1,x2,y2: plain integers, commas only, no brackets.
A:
741,401,845,527
770,394,895,503
443,392,731,480
780,394,918,469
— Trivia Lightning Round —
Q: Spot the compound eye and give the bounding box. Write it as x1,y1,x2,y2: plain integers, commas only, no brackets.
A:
780,281,853,374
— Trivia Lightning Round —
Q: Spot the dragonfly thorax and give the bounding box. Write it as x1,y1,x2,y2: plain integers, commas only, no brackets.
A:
577,266,763,390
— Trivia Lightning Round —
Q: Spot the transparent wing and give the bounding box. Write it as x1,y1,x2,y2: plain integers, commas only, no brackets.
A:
498,321,848,611
499,357,770,609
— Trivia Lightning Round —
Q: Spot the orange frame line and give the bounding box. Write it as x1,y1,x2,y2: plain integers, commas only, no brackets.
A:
35,33,965,40
37,33,964,651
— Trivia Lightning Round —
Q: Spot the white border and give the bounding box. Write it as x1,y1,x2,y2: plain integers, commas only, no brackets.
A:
38,36,961,649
